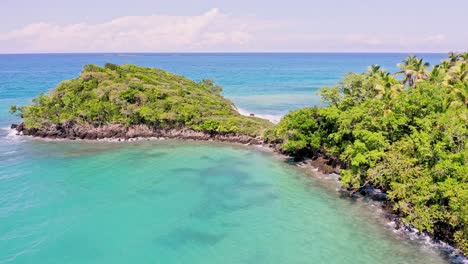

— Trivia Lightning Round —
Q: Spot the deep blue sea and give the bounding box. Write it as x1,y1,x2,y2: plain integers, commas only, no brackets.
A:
0,53,453,264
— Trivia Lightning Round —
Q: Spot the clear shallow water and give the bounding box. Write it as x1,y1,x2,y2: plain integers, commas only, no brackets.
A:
0,53,451,263
0,138,448,264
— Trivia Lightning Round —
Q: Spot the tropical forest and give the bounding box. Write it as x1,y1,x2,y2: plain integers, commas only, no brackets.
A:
267,52,468,252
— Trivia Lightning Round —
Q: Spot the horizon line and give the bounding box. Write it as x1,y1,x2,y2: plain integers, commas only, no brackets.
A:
0,51,453,55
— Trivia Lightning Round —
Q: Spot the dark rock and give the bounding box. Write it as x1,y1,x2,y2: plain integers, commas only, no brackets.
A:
11,122,268,146
16,123,25,132
67,130,75,138
10,124,18,129
85,132,97,140
309,156,339,174
360,185,388,201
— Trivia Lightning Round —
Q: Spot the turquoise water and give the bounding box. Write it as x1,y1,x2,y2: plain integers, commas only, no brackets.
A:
0,53,451,263
0,139,449,263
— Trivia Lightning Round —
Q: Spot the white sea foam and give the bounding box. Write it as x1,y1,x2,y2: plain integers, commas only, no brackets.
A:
1,127,20,141
387,221,468,263
235,107,282,124
95,136,167,143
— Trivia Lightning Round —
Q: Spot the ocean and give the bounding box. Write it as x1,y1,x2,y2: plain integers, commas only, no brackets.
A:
0,53,453,263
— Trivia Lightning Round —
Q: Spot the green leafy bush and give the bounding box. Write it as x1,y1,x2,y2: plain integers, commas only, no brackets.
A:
12,64,272,136
267,53,468,252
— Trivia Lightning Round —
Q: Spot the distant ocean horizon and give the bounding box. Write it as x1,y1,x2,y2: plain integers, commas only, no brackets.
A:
0,51,451,55
0,52,446,127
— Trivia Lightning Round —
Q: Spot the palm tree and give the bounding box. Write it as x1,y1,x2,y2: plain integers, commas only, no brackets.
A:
443,81,468,109
413,58,430,86
448,52,459,65
459,52,468,62
396,56,429,88
448,61,468,84
439,60,452,70
428,65,446,84
367,64,382,76
372,70,403,100
396,55,418,87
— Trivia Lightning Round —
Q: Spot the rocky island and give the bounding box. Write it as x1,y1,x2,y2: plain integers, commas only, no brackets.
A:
10,63,272,143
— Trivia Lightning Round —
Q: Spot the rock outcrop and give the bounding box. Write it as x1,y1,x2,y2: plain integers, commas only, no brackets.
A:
12,121,263,144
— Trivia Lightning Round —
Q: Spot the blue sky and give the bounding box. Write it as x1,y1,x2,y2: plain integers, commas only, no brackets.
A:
1,0,467,53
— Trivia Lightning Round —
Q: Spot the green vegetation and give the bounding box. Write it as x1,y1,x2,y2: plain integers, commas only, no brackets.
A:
11,63,272,136
266,53,468,252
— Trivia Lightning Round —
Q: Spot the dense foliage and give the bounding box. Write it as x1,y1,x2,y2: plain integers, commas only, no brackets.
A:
267,53,468,252
11,63,272,136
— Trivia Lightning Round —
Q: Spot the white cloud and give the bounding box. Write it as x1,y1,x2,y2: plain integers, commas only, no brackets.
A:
425,34,446,42
0,8,457,53
342,33,448,48
0,8,256,53
272,33,451,52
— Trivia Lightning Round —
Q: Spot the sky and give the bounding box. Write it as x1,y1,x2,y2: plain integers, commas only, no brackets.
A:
0,0,467,53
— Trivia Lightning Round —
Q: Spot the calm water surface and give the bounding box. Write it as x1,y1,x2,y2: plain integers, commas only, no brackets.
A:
0,53,451,263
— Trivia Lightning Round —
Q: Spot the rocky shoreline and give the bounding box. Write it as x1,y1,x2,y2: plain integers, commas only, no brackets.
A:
11,121,264,144
294,158,467,263
10,122,467,263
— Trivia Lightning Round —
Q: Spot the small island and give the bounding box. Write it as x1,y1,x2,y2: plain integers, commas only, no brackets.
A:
10,63,273,143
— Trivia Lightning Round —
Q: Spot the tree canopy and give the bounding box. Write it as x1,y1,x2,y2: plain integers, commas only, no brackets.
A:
266,53,468,252
11,63,272,136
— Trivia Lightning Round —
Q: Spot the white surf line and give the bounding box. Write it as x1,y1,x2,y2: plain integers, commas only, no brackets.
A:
235,107,282,124
1,126,18,138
